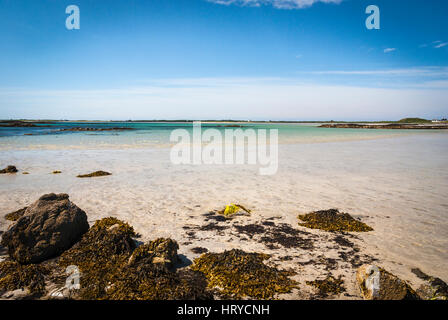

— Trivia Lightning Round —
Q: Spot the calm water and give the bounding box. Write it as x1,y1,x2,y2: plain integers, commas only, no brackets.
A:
0,122,435,150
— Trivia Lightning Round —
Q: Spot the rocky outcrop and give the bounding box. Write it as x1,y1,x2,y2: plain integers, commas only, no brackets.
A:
0,166,18,174
1,193,89,264
320,123,448,129
356,264,419,300
57,127,134,132
128,238,179,269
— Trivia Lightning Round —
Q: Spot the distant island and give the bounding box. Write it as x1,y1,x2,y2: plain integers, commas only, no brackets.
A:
319,118,448,130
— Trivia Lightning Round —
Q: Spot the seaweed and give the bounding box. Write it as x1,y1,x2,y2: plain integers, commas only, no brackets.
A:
0,260,49,294
259,223,314,250
76,171,111,178
0,166,18,174
58,217,136,299
298,209,373,232
191,249,297,299
191,247,209,254
233,224,266,238
4,207,27,222
58,218,212,300
306,275,345,298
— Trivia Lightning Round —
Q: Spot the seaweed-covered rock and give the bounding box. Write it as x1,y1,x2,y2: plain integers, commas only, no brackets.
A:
0,166,18,174
298,209,373,232
4,207,27,221
1,193,89,264
58,217,136,299
59,218,212,300
128,238,179,269
356,264,419,300
411,268,448,300
191,249,297,299
77,171,111,178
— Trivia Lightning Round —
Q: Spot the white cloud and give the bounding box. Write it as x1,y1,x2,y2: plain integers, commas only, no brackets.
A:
308,67,448,77
384,48,396,53
434,42,448,49
207,0,342,9
1,76,447,120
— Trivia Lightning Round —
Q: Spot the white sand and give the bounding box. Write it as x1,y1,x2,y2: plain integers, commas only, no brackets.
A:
1,132,447,299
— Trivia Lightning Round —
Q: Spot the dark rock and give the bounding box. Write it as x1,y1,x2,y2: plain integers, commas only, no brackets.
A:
1,193,89,264
356,264,419,300
0,166,18,174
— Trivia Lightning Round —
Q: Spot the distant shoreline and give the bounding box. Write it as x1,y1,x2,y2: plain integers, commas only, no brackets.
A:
2,119,447,126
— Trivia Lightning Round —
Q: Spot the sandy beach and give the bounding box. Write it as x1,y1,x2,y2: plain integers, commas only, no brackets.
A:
1,123,447,299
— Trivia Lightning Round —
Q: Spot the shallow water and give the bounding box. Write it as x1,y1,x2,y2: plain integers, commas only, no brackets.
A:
0,123,447,283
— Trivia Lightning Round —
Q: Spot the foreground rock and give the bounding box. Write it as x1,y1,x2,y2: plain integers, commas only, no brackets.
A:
356,264,419,300
58,217,211,300
0,166,18,174
1,193,89,264
298,209,373,232
412,268,448,300
77,171,111,178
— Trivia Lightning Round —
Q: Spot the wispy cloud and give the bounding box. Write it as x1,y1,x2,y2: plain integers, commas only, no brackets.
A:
206,0,343,9
384,48,396,53
434,42,448,49
419,40,448,49
307,67,448,78
1,77,447,120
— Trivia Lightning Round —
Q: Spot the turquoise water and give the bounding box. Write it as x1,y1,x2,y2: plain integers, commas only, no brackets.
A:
0,122,436,150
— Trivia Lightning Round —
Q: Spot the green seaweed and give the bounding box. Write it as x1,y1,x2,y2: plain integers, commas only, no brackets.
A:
298,209,373,232
218,204,251,218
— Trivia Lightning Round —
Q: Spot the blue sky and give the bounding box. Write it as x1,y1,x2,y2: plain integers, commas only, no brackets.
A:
0,0,447,120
